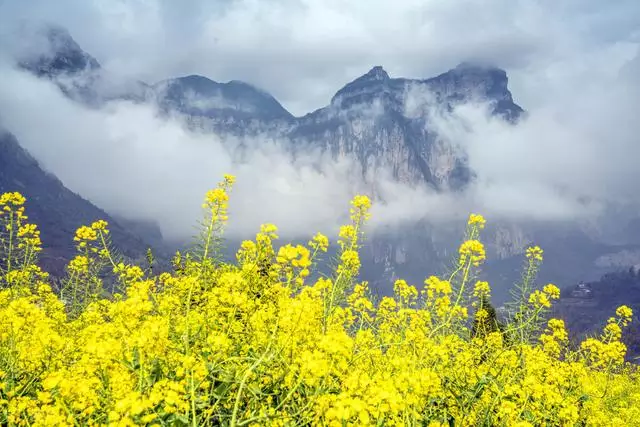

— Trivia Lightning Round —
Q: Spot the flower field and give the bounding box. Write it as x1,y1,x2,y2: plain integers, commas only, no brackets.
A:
0,176,638,426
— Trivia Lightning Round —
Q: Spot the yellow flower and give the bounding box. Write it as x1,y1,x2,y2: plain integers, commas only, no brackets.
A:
616,305,633,321
475,308,488,321
2,188,640,427
338,225,356,242
467,213,486,229
393,279,418,304
604,322,623,341
547,318,568,341
309,232,329,252
68,255,90,274
424,276,452,297
528,290,551,308
201,175,235,223
0,191,26,207
338,250,360,275
74,225,98,242
526,246,544,261
91,220,109,231
473,281,491,297
260,223,278,236
543,283,560,299
458,240,486,266
349,194,372,222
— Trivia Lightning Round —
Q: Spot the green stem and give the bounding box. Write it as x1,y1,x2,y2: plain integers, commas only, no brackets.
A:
230,318,279,427
6,211,14,274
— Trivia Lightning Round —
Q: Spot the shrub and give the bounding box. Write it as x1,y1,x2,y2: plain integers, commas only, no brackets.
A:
0,177,638,426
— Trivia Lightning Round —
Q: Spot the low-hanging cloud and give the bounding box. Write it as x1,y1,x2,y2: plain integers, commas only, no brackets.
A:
0,65,373,241
0,0,639,248
397,46,640,223
0,62,477,243
2,48,640,245
0,64,540,246
2,0,639,115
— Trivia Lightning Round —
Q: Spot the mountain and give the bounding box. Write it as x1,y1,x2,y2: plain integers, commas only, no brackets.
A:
14,27,519,193
552,268,640,361
156,63,522,191
16,25,149,106
329,63,522,120
484,225,640,305
0,130,153,278
154,75,294,121
422,62,524,121
17,26,100,78
291,63,522,191
151,75,295,137
147,65,640,298
9,26,640,300
15,27,519,194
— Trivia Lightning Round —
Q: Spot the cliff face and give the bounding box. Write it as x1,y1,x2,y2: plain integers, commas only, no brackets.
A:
14,26,522,195
161,63,521,191
297,63,521,189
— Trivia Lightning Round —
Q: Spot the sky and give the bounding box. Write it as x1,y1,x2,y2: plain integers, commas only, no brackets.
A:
0,0,639,242
1,0,638,115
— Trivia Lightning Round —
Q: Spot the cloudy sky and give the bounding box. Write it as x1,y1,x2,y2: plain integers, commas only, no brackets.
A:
0,0,639,241
2,0,638,115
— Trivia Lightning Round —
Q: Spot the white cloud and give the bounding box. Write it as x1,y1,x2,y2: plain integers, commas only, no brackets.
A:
2,0,638,114
0,0,639,247
0,65,369,241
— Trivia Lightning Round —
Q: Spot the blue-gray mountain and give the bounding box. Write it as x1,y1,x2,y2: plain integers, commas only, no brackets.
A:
18,26,522,192
156,62,522,191
6,25,640,303
0,130,154,278
18,26,100,78
552,268,640,361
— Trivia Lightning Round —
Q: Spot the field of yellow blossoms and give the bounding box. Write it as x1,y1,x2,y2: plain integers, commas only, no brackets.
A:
0,175,639,426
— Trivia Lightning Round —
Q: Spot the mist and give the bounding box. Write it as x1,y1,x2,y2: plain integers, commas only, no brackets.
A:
1,55,638,246
2,0,638,115
2,47,640,240
0,65,363,241
0,0,639,247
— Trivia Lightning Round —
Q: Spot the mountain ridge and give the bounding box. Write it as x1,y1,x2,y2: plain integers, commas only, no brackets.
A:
7,25,640,301
0,130,154,278
14,24,522,123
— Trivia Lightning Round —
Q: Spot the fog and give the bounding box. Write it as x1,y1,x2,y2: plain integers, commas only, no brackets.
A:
0,0,639,244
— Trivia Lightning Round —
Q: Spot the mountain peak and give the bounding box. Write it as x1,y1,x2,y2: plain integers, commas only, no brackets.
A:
450,61,508,84
17,23,100,77
330,66,393,107
154,74,293,121
454,60,501,71
41,25,80,53
363,66,390,81
423,62,521,120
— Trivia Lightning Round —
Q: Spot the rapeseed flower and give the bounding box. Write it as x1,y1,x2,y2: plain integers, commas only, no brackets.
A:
0,186,638,426
526,246,544,262
458,239,486,266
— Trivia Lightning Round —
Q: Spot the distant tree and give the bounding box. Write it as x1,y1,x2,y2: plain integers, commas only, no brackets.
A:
472,295,504,339
146,247,155,275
